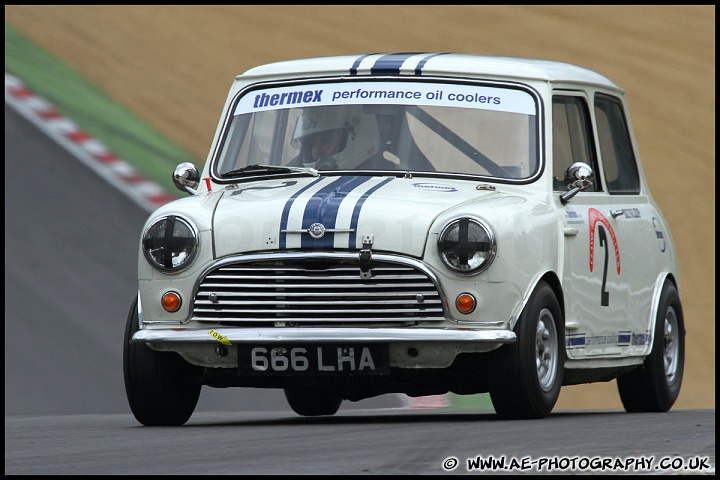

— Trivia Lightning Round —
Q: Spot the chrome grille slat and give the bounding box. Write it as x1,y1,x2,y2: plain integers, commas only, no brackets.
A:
193,308,443,314
196,299,441,306
191,256,445,325
196,291,434,298
197,285,433,291
205,274,429,281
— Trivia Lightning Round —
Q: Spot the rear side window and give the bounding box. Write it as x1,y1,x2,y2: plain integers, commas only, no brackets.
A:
594,94,640,194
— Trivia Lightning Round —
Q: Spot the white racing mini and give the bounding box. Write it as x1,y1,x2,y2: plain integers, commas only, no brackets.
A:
124,53,685,426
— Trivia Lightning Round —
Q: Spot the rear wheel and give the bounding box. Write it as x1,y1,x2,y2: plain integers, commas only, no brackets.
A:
284,388,342,416
123,297,202,426
488,281,564,419
617,282,684,412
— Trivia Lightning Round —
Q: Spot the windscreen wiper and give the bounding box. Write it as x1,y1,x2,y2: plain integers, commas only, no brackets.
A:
222,164,319,178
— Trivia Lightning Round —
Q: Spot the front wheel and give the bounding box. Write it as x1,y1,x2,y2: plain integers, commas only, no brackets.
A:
617,281,685,412
488,281,564,420
123,296,202,426
284,388,342,416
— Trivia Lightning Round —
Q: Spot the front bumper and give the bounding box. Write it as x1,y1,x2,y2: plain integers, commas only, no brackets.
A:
132,326,516,344
133,327,516,369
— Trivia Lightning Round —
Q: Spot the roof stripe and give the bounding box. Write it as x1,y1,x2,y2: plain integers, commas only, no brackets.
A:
414,53,448,75
370,53,423,76
350,53,376,76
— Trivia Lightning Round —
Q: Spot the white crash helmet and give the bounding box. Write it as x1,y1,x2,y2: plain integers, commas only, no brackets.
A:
291,105,380,169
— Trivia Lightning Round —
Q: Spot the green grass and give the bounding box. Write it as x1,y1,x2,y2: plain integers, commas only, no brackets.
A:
448,393,494,410
5,22,197,195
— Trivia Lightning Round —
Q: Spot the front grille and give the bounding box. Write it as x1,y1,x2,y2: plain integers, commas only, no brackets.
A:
191,255,445,325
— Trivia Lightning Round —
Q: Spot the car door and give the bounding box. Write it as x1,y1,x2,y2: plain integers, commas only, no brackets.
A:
588,93,658,356
553,92,654,359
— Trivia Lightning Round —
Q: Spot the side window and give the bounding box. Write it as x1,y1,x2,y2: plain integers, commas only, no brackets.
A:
594,94,640,194
552,95,599,191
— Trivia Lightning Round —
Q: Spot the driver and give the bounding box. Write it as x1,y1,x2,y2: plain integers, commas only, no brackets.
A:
288,105,392,170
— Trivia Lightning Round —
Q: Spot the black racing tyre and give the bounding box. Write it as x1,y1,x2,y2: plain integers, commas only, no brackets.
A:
617,281,685,412
284,388,342,416
488,281,564,420
123,297,202,426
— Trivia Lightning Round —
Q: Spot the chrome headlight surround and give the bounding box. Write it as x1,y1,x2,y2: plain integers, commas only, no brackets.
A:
437,217,496,275
142,215,199,273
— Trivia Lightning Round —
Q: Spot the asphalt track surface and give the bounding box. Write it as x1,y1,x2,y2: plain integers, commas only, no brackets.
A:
4,104,715,474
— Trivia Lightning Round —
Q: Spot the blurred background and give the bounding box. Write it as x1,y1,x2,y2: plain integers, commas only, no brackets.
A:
5,5,714,412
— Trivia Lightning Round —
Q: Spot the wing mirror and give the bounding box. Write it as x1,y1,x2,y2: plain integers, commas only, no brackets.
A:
559,162,594,205
173,162,200,195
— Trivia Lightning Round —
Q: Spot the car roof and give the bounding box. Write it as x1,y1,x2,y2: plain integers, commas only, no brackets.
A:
239,53,621,91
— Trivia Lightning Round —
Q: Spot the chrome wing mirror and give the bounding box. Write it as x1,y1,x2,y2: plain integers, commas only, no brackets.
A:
173,162,200,195
560,162,594,205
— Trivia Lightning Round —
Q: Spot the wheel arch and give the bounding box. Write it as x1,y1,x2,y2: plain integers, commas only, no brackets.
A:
510,271,565,332
646,272,684,354
540,271,565,325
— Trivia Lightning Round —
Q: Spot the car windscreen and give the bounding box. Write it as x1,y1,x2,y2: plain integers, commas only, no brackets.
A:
213,80,539,181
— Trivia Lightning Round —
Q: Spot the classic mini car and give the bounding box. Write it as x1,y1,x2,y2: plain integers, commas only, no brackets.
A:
124,53,685,426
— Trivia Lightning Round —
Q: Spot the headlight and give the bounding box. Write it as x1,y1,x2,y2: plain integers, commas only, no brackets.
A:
142,215,199,272
437,217,496,274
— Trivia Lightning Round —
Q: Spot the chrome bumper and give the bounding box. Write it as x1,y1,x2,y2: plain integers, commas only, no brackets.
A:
132,327,516,344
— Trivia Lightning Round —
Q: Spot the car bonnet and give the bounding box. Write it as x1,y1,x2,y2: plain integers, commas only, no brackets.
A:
212,175,498,258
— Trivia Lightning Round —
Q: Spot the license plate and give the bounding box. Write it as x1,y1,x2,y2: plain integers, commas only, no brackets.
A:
238,344,390,375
